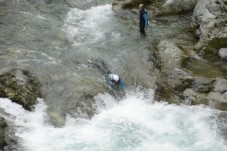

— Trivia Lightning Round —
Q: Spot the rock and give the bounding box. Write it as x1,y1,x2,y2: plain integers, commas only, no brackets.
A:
156,0,199,16
0,69,42,111
224,92,227,100
208,92,227,103
191,77,214,93
219,48,227,60
155,40,193,103
183,88,210,105
208,92,227,110
112,0,132,11
0,118,7,150
112,0,151,11
157,40,184,72
214,78,227,94
183,87,227,111
192,0,227,50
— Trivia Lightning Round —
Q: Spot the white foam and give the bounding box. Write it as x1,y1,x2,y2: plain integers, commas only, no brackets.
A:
0,96,227,151
63,4,120,44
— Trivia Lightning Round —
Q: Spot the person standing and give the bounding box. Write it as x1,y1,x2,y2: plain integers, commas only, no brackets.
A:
139,4,148,35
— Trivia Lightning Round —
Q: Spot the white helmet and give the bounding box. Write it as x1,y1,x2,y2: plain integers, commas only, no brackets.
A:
113,74,119,81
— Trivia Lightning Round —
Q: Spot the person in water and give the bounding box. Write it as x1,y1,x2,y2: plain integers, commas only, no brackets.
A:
107,74,126,98
139,4,148,35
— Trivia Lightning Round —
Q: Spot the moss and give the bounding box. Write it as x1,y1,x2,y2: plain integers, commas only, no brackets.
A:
191,98,210,105
207,37,227,50
0,69,42,111
216,102,227,111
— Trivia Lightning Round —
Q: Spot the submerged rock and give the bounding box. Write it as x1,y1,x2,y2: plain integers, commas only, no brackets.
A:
0,69,42,111
156,0,199,16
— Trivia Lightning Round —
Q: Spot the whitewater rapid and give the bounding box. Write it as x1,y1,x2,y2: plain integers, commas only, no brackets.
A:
0,93,227,151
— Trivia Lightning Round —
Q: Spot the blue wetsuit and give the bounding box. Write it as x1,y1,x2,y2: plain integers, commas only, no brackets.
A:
108,74,126,95
139,9,148,34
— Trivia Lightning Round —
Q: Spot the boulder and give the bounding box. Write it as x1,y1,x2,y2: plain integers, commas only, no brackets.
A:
183,88,227,110
155,40,193,103
156,0,199,16
219,48,227,60
192,0,227,50
157,40,184,72
191,77,214,93
214,78,227,94
0,69,42,111
183,88,210,105
112,0,151,10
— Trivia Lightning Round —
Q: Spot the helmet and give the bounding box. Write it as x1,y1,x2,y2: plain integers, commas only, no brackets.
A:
113,74,119,81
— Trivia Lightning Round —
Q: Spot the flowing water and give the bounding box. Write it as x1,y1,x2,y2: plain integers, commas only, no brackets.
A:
1,95,227,151
0,0,227,150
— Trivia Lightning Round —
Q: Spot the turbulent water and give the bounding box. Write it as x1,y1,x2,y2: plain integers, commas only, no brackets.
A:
1,95,227,151
0,0,194,119
1,0,227,150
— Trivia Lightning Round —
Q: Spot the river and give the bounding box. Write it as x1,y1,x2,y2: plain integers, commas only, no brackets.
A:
0,0,227,150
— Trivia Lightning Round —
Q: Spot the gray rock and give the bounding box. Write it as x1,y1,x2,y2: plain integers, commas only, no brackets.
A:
155,41,193,103
208,92,227,103
112,0,132,11
214,78,227,94
224,92,227,99
112,0,151,11
0,69,42,111
192,0,227,50
157,40,184,72
156,0,199,16
219,48,227,60
183,88,227,110
183,88,210,105
192,77,214,93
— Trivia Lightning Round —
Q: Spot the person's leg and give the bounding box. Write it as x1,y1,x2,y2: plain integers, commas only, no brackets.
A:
140,27,145,35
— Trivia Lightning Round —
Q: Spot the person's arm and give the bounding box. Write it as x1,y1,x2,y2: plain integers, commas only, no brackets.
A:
119,79,126,95
143,12,148,29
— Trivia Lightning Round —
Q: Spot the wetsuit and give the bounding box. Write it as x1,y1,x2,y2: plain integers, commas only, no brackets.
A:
108,74,126,95
139,9,148,35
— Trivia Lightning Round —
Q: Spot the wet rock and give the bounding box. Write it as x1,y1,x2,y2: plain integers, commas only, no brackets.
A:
208,92,227,103
183,88,210,105
156,0,199,16
183,82,227,111
157,40,184,71
219,48,227,60
191,77,214,93
48,111,65,127
214,78,227,94
112,0,151,10
192,0,227,50
155,40,193,103
0,69,42,111
0,117,7,150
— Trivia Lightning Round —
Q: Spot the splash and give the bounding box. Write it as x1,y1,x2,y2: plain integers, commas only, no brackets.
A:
0,94,227,151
